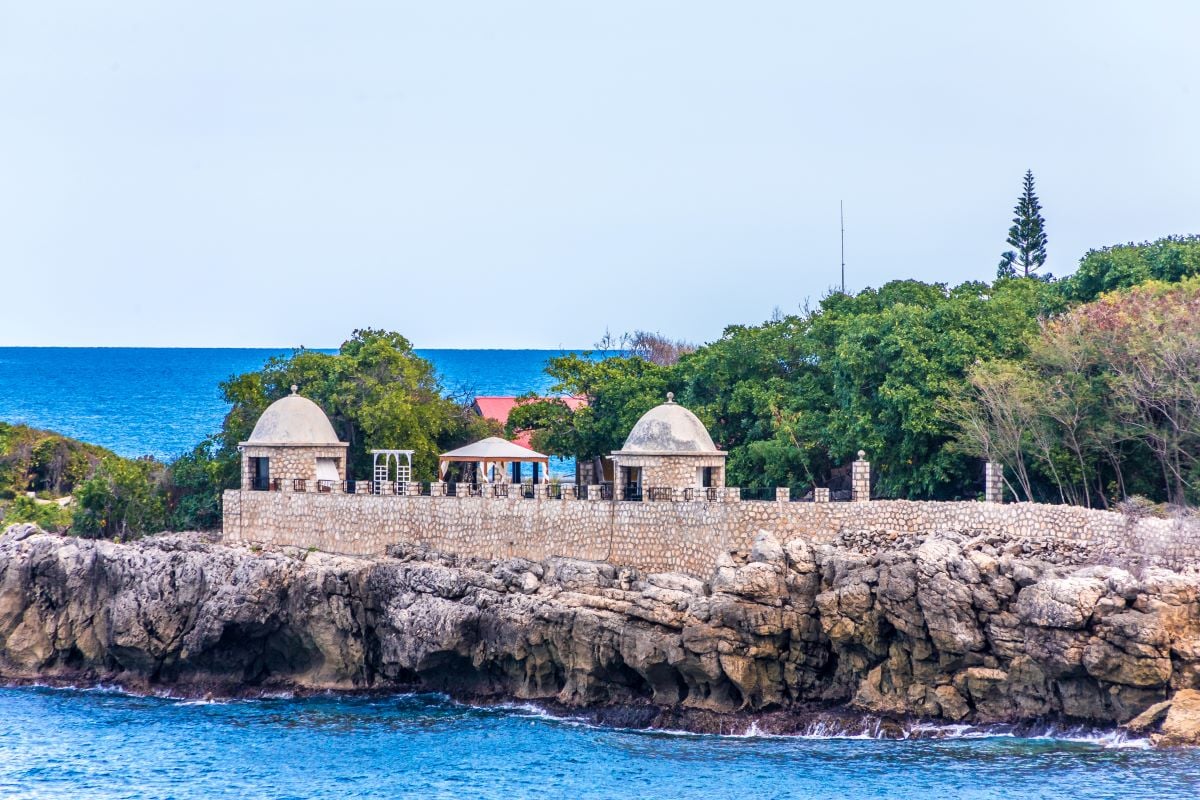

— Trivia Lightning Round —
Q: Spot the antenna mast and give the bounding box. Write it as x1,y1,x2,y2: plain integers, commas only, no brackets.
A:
840,200,845,294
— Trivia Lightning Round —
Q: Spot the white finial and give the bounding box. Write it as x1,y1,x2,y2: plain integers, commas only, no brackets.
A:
857,450,866,460
666,391,675,403
290,384,299,395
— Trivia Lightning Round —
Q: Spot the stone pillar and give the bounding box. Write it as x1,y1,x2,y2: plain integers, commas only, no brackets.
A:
407,482,421,497
852,451,870,502
429,481,445,497
587,485,602,501
455,482,472,497
775,487,790,502
985,461,1004,503
814,487,830,503
725,487,742,503
562,485,576,500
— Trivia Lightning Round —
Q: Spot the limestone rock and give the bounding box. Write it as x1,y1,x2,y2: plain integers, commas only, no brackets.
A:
1015,577,1106,629
1155,689,1200,747
3,524,1200,738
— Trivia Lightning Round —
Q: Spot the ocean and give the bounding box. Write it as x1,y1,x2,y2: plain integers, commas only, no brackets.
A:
1,688,1197,799
0,347,578,460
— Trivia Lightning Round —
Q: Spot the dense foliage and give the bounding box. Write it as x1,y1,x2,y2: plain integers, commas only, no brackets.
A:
512,235,1198,507
514,279,1062,499
957,278,1200,507
6,236,1198,539
1058,235,1200,303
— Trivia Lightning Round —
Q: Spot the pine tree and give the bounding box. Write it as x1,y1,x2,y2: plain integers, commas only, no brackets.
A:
998,170,1048,278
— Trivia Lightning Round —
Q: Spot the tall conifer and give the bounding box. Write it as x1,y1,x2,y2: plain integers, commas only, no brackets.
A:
998,170,1048,278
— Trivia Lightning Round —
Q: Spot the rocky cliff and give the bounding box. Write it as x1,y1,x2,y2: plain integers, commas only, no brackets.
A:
2,523,1199,744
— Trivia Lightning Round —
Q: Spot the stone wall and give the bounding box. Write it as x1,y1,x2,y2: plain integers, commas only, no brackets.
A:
223,490,1200,578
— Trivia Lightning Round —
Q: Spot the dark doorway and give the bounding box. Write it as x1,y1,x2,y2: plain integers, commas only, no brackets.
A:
251,457,271,491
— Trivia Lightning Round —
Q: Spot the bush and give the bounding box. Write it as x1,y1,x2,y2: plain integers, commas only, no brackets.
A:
2,495,72,532
72,458,167,540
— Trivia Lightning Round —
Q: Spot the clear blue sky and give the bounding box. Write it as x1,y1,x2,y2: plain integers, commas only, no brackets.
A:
2,1,1197,348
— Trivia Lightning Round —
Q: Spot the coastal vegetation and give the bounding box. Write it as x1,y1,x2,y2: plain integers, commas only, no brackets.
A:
2,330,495,537
511,235,1200,507
6,236,1198,537
0,422,165,537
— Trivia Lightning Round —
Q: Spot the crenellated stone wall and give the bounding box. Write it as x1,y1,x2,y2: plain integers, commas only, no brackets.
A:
223,490,1200,578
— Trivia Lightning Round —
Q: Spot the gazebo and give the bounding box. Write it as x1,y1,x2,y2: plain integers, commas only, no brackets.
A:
438,437,550,484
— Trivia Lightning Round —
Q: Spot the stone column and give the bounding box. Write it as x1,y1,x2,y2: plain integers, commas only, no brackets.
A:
430,481,445,497
985,461,1004,503
775,487,790,502
587,485,602,501
725,487,741,503
852,451,871,502
455,482,472,497
814,487,830,503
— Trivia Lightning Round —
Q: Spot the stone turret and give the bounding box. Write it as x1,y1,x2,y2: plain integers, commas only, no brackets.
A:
238,386,349,491
610,393,726,498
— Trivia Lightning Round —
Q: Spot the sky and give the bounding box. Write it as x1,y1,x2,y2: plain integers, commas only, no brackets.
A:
1,1,1198,349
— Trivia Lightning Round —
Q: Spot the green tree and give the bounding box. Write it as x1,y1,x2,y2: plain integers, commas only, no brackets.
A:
507,354,669,461
956,278,1200,507
998,170,1049,279
1059,235,1200,303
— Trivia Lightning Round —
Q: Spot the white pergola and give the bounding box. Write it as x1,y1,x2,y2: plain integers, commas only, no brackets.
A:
438,437,549,483
370,449,413,491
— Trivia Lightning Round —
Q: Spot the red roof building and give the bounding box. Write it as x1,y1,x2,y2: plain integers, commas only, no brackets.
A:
470,396,587,449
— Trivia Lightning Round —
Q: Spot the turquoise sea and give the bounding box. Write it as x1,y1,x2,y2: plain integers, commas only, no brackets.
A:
0,347,577,460
1,688,1198,799
4,348,1200,797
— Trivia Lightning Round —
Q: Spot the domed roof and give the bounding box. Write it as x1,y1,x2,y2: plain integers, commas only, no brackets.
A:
617,393,722,454
245,387,341,445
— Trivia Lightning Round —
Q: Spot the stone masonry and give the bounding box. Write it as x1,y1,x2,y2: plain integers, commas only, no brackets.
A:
985,461,1004,503
223,489,1200,578
239,444,348,490
851,452,870,502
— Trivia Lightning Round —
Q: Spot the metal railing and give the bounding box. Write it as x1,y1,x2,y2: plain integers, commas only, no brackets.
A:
257,477,848,504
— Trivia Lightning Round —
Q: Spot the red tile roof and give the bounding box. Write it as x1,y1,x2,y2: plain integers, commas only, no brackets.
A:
471,396,587,449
